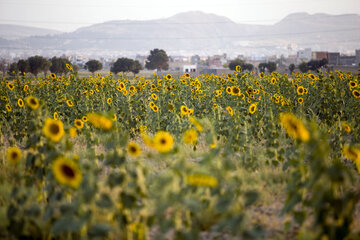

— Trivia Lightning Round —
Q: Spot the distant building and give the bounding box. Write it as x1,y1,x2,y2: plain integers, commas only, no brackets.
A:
328,52,340,66
183,65,197,73
356,49,360,65
191,55,201,65
312,51,328,60
297,48,312,62
339,56,356,66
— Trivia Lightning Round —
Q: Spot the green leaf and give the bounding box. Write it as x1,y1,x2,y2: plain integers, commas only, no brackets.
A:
87,223,112,238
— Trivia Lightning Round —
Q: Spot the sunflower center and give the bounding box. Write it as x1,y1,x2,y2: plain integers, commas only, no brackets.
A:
50,123,60,134
61,164,75,178
130,146,137,153
160,138,167,145
11,152,18,159
30,98,37,105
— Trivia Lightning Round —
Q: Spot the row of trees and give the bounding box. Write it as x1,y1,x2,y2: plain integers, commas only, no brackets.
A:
8,56,76,76
4,48,170,76
297,58,328,73
228,59,254,72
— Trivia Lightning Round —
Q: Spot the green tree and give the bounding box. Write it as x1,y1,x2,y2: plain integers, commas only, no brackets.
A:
8,62,18,76
228,59,253,71
28,55,49,76
298,62,308,73
17,59,30,75
130,60,142,75
50,57,71,75
258,63,267,73
267,61,277,73
145,48,169,71
111,58,134,74
289,64,295,73
228,59,245,71
85,60,103,74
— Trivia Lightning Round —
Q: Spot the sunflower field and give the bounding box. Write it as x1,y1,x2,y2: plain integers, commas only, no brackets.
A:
1,65,360,239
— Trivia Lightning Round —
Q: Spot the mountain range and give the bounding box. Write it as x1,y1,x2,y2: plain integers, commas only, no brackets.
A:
1,11,360,56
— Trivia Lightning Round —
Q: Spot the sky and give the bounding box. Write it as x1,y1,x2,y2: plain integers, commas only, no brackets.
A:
0,0,360,32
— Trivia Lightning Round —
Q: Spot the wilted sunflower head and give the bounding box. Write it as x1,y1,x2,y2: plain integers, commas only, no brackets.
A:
7,147,21,165
43,118,65,142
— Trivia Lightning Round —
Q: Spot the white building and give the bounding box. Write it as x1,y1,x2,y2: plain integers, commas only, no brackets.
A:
297,48,312,63
183,65,196,73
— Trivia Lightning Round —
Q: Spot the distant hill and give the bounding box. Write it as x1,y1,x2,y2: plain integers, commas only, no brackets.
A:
0,24,63,40
1,11,360,56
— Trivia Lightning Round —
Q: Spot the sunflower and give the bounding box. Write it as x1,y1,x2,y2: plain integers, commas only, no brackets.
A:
74,119,84,129
66,100,74,107
52,156,82,188
297,86,304,95
186,174,218,187
349,81,357,89
129,86,135,92
183,129,198,145
112,114,117,121
107,98,112,105
341,122,351,133
259,72,265,78
152,93,158,100
66,64,73,70
166,74,172,80
279,112,309,142
152,105,159,112
352,89,360,99
180,105,188,115
87,113,112,131
226,86,232,94
7,147,21,165
153,131,174,153
231,86,240,96
7,83,15,91
298,97,304,104
82,116,88,122
54,112,59,120
226,106,233,116
189,117,203,132
342,145,360,163
235,65,242,73
24,85,29,91
184,73,190,78
26,96,39,110
50,73,56,79
122,89,128,96
5,104,12,112
149,102,155,108
43,118,65,142
127,142,142,157
213,103,218,109
69,127,77,138
1,96,8,101
249,103,257,114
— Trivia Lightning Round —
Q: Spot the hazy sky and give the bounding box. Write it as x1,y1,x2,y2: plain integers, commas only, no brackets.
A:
1,0,360,32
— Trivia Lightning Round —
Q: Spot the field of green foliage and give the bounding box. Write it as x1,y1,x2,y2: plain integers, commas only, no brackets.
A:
1,65,360,239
